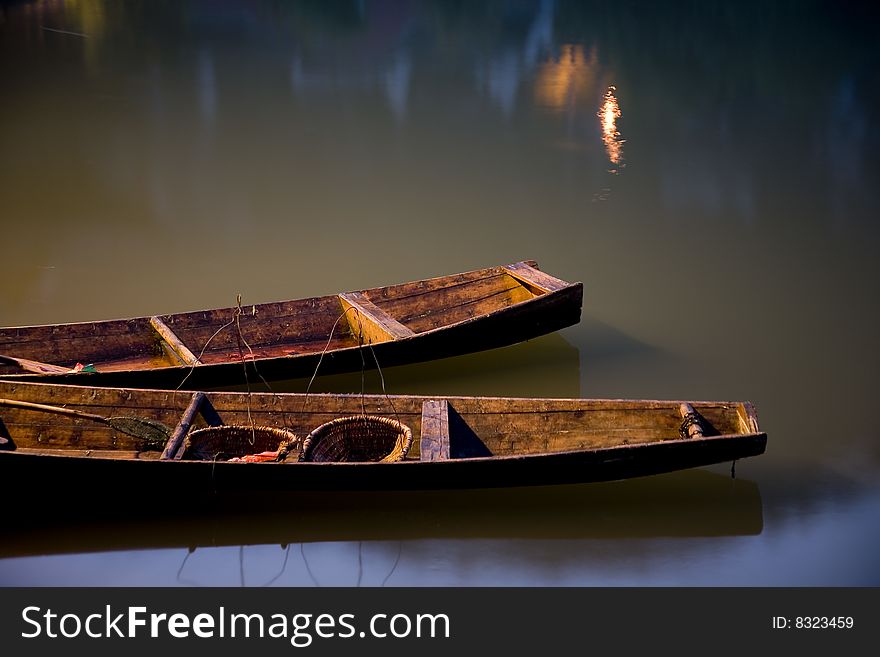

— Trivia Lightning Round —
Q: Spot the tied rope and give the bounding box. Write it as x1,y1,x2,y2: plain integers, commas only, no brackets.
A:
301,306,403,428
679,412,704,439
177,296,403,463
297,305,409,463
178,295,292,451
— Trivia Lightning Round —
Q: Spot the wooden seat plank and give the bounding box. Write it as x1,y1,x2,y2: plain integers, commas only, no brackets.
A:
502,261,571,294
338,292,416,344
420,399,450,461
149,316,202,366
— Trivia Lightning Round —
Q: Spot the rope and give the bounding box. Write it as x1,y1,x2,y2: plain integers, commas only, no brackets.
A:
300,306,362,414
302,307,401,425
178,298,406,461
178,295,292,444
679,412,704,438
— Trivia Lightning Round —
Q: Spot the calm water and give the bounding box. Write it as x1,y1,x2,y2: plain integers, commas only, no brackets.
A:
1,0,879,585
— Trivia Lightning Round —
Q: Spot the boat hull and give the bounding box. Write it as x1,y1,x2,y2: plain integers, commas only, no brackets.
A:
0,381,766,493
0,262,583,388
0,431,765,492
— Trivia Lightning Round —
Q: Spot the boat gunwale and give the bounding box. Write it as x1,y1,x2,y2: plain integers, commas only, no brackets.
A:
1,431,767,464
0,378,754,412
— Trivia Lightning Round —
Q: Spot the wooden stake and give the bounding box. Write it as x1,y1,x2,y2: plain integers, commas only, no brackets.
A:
161,392,206,460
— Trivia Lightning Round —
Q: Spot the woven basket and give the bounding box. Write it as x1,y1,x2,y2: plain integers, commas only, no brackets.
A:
181,425,301,462
299,415,413,463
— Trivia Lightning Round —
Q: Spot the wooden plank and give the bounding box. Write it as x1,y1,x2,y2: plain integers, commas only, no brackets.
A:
162,392,206,460
197,336,354,364
1,380,743,423
0,354,69,374
11,448,160,459
166,296,353,348
370,273,514,315
338,292,416,344
737,402,760,434
502,261,571,294
388,284,533,333
366,268,499,302
420,400,450,461
150,316,202,366
0,319,159,366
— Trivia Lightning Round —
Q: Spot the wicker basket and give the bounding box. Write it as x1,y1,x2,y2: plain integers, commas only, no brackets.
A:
299,415,413,463
181,425,301,462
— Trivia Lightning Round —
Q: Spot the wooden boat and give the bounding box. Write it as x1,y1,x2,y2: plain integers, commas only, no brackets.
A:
0,261,582,389
0,380,767,492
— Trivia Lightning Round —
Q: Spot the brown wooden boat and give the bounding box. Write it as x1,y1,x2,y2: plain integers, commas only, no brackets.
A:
0,261,582,389
0,380,766,492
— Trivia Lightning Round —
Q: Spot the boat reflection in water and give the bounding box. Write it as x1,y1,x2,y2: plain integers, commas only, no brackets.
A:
260,332,582,399
0,469,762,563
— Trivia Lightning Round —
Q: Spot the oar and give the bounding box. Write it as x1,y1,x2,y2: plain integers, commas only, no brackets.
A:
0,354,71,375
0,397,172,450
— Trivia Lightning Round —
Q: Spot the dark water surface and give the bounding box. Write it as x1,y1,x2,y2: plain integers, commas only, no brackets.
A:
1,0,879,585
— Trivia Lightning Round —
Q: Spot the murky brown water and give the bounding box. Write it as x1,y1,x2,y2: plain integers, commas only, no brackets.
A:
1,0,879,585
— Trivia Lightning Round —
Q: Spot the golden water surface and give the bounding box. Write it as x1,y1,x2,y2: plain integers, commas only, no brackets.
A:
1,0,878,585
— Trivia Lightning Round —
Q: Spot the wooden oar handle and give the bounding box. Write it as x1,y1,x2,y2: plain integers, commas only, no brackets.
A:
0,397,110,424
0,354,70,375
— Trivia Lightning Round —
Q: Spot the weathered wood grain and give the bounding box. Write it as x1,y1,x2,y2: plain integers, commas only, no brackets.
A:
419,400,450,462
0,261,583,388
338,292,416,344
149,316,202,366
0,380,766,493
0,354,69,374
365,268,505,303
386,283,535,333
0,319,165,370
502,261,571,293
